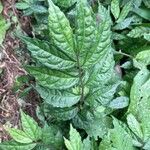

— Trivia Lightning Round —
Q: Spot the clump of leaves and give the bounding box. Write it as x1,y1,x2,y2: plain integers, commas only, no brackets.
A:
18,0,128,140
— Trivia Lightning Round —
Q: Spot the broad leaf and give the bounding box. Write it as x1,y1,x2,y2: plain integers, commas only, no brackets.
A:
36,85,80,108
48,0,75,58
26,66,79,90
19,36,76,70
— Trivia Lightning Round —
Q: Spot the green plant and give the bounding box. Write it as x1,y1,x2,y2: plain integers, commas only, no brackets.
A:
19,0,128,140
0,110,63,150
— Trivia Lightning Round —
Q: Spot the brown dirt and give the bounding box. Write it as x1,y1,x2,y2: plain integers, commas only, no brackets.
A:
0,0,34,142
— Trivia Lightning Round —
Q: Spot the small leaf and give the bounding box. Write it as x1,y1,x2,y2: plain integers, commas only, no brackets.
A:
0,141,36,150
21,110,42,141
127,114,143,139
64,125,82,150
143,0,150,8
15,2,30,10
113,17,133,30
135,50,150,66
109,96,129,109
117,1,132,23
128,26,150,38
5,128,33,144
111,0,120,20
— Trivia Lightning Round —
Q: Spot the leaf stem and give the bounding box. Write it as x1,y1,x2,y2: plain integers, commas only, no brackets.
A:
76,54,84,106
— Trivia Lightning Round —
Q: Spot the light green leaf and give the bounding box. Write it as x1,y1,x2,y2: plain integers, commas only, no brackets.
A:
75,0,96,65
143,0,150,8
0,141,36,150
21,110,42,141
15,2,30,10
19,36,75,70
48,0,75,58
0,5,9,45
127,114,143,139
113,17,133,30
109,96,129,109
111,118,135,150
64,125,82,150
117,1,132,23
26,66,79,90
128,26,150,38
128,68,150,115
144,33,150,41
5,128,33,144
36,85,80,108
111,0,120,20
135,50,150,66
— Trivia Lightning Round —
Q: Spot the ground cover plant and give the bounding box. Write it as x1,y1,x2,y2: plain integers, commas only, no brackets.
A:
0,0,150,149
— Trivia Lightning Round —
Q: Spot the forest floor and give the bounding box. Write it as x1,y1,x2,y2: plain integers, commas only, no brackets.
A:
0,0,38,142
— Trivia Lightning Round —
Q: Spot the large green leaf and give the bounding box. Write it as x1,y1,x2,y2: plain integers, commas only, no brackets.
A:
19,36,76,70
0,141,36,150
21,110,42,141
75,0,96,65
26,66,79,90
36,85,80,108
84,4,112,67
48,0,75,58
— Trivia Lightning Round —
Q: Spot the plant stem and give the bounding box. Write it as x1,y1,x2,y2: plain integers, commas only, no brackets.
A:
76,55,84,105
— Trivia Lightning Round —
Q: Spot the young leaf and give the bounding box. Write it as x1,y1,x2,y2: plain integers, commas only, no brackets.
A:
117,1,132,23
127,114,143,139
5,128,33,144
64,124,91,150
135,50,150,66
128,26,150,38
111,0,120,20
20,110,42,141
109,96,129,109
111,118,135,150
0,141,36,150
48,0,75,58
64,125,82,150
